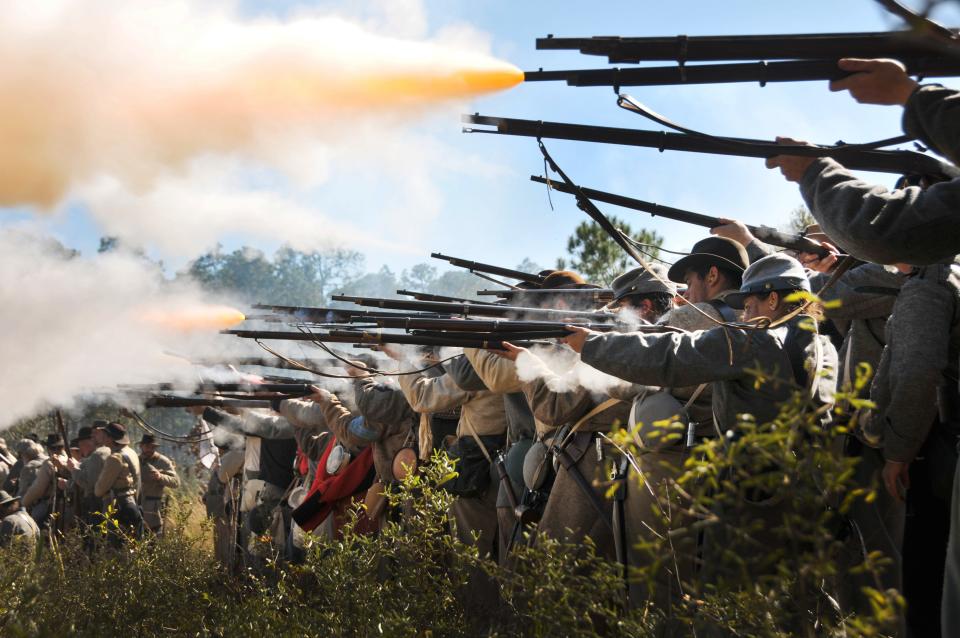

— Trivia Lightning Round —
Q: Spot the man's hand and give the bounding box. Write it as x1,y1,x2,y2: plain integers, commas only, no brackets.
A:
345,360,372,378
710,218,756,247
829,58,918,106
57,477,68,490
882,459,911,502
492,341,528,361
765,137,817,183
798,241,840,273
66,457,80,472
560,326,597,354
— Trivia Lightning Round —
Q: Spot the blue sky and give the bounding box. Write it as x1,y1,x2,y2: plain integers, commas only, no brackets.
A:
4,0,958,276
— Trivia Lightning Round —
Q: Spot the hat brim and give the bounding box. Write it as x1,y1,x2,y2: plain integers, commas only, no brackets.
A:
724,292,748,310
667,253,736,284
110,435,131,445
0,495,20,507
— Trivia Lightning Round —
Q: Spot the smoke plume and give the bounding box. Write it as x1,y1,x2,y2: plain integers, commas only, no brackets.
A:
0,1,520,209
0,227,251,427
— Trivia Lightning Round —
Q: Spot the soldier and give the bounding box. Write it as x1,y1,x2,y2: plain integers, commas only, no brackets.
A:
610,263,677,322
21,434,68,530
138,434,180,536
93,422,142,541
66,422,112,528
563,254,838,604
15,439,46,525
0,490,39,548
0,439,15,488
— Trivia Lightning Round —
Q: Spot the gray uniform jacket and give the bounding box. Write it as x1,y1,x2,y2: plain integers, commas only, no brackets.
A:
72,446,111,499
799,85,960,265
866,260,960,462
812,264,904,389
0,510,39,546
581,318,838,432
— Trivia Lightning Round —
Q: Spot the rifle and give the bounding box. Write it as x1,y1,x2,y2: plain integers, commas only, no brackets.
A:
431,252,546,286
462,114,960,179
144,397,274,409
476,288,615,303
534,30,948,63
54,410,69,533
253,304,448,323
524,57,960,87
121,383,316,396
224,328,552,349
353,316,621,333
395,290,485,304
530,175,833,257
330,295,616,321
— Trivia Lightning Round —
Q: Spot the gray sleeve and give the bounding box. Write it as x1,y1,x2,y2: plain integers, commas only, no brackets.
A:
799,158,960,266
354,378,415,424
278,399,329,432
746,239,777,263
239,411,295,440
870,270,957,462
902,84,960,165
581,328,750,388
817,263,903,321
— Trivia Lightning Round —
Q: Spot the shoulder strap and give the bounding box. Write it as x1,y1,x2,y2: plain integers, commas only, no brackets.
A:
708,298,738,323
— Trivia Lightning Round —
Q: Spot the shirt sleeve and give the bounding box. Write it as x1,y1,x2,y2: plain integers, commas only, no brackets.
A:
464,348,524,393
94,455,123,498
902,84,960,165
396,371,472,414
800,158,960,266
581,327,751,388
21,463,51,509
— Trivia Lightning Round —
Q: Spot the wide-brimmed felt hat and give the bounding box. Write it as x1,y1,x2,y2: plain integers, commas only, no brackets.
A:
44,433,65,449
104,422,130,445
0,490,19,507
611,263,676,301
140,433,157,446
725,253,811,310
667,237,749,284
76,426,93,442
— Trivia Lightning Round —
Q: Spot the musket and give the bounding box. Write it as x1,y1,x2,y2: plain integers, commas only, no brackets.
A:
530,175,833,257
463,114,960,179
184,356,339,371
252,303,448,323
144,396,274,409
121,383,316,396
395,290,483,304
54,410,69,533
476,288,615,303
431,252,546,286
353,316,621,333
534,30,947,63
330,295,616,321
226,327,551,349
524,57,960,87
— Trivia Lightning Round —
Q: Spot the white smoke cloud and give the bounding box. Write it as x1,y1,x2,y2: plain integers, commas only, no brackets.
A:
0,226,253,427
514,345,636,397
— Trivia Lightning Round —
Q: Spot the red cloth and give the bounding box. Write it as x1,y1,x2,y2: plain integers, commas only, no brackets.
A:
295,449,308,477
292,443,375,534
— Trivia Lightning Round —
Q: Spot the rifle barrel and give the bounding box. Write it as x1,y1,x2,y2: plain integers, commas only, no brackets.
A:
462,114,959,178
524,57,960,87
395,290,485,304
145,397,274,409
529,175,831,257
535,30,946,63
253,304,448,322
431,252,546,285
476,288,615,301
365,316,618,332
330,294,617,321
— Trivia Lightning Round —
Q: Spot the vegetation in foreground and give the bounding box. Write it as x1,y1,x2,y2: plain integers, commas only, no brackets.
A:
0,385,902,637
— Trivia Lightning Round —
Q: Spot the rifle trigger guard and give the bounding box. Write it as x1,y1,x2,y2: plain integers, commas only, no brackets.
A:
613,68,620,95
758,60,768,88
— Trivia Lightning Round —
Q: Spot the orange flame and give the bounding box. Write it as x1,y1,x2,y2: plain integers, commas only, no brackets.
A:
140,304,246,332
